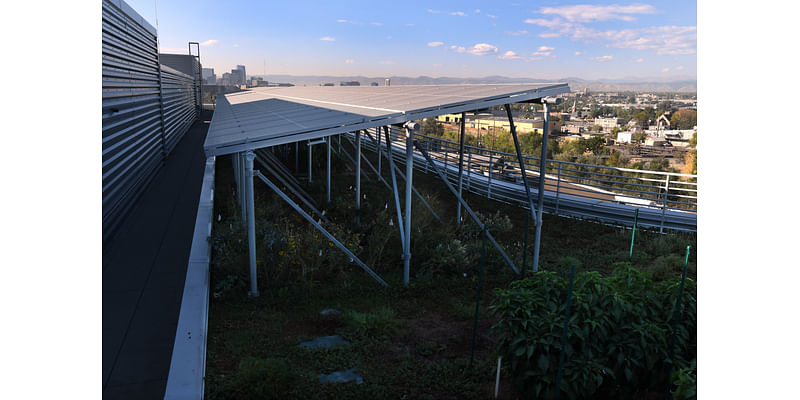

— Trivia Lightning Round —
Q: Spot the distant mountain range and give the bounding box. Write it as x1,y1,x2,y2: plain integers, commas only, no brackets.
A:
254,74,697,93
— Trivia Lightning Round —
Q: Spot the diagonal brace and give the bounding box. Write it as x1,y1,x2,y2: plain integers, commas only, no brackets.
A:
414,140,520,276
255,170,388,287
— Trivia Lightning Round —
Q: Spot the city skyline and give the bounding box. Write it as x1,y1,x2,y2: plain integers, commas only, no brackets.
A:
127,0,696,81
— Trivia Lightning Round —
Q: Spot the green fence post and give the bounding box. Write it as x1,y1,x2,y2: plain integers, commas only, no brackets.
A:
665,245,691,398
629,208,639,262
470,227,488,366
555,264,576,400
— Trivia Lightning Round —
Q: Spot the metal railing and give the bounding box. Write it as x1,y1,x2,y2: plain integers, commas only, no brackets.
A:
351,127,697,232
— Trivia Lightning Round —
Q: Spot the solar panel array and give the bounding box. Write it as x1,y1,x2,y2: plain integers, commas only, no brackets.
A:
204,83,569,156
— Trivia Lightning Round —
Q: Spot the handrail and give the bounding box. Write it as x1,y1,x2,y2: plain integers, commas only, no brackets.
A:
354,128,697,232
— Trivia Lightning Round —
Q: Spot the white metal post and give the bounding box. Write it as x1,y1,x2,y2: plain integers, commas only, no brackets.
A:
660,174,671,233
245,151,259,297
307,140,312,183
356,131,361,212
377,127,382,176
403,122,418,286
532,101,553,272
326,136,331,203
457,113,466,225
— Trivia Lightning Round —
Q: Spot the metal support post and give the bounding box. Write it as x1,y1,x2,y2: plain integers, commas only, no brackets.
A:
660,174,671,233
555,163,563,214
504,104,538,270
295,141,299,173
239,152,247,227
532,99,556,271
403,123,417,286
245,151,259,297
457,114,466,225
356,131,361,212
487,152,493,199
326,135,331,203
307,140,312,183
376,127,382,176
383,126,406,249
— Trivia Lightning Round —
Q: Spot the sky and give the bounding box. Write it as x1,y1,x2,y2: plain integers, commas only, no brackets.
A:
125,0,696,81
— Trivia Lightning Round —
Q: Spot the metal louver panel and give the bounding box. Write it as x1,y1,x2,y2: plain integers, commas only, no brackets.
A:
102,0,163,244
160,64,196,153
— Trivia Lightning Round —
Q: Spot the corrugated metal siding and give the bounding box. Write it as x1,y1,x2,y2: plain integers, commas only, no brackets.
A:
161,65,196,153
102,0,199,243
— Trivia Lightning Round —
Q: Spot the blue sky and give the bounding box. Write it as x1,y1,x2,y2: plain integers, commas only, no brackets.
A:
126,0,696,80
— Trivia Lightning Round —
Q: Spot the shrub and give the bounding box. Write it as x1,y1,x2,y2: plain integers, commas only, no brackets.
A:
489,263,696,398
341,306,399,340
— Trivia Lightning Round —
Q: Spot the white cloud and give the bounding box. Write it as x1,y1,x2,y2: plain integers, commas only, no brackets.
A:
525,17,696,55
428,41,444,47
498,50,523,60
467,43,498,56
486,14,497,19
537,46,555,52
337,19,352,23
426,9,440,14
232,44,239,48
449,45,466,53
200,39,218,46
592,55,614,62
370,22,383,26
538,4,657,23
379,60,395,65
474,9,481,13
449,11,466,16
505,30,529,36
574,51,583,56
676,65,684,70
345,59,355,64
662,67,670,72
320,36,336,42
635,57,645,62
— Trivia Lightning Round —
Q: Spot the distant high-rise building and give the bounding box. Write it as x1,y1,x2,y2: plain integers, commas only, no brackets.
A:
202,68,216,84
236,65,246,84
230,69,244,85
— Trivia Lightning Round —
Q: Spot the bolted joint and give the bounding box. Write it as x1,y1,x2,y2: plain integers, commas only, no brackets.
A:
538,97,563,105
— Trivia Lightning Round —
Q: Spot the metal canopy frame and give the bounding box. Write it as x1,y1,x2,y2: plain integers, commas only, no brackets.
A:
204,84,569,157
220,83,571,291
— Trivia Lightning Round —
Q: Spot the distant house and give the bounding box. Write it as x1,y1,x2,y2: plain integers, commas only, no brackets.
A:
594,117,623,131
616,132,634,144
561,119,588,134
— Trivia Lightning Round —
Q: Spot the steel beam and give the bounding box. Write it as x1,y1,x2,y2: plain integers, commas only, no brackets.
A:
504,104,537,272
245,151,259,297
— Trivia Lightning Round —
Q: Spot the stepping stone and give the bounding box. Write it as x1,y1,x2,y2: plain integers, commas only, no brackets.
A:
299,335,350,349
319,367,363,385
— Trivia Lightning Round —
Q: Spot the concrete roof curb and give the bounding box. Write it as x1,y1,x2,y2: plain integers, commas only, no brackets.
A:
164,156,215,400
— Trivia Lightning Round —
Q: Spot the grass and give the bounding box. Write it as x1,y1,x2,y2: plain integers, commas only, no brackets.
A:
205,144,697,399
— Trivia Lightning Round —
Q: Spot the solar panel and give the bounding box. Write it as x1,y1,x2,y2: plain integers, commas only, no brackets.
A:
204,83,569,156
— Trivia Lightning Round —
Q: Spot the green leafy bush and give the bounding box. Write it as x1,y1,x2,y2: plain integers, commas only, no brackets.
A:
671,358,697,399
341,306,399,340
489,263,696,398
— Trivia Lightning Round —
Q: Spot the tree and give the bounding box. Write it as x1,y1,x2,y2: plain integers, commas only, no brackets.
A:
689,131,697,148
633,111,649,128
670,109,697,130
421,117,443,137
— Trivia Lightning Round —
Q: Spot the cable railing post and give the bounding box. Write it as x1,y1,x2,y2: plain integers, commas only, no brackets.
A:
555,162,562,215
660,174,671,233
245,150,259,297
